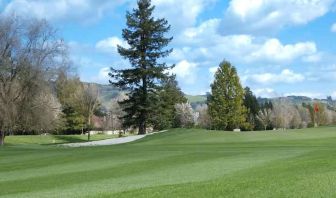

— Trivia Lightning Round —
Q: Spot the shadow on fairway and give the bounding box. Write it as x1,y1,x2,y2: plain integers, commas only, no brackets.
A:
49,135,88,145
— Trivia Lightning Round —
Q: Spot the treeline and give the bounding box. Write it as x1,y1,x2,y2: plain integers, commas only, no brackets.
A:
1,0,336,146
173,61,336,131
0,9,188,145
0,16,107,145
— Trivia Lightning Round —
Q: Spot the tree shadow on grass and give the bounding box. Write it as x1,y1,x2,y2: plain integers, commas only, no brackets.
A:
47,135,88,145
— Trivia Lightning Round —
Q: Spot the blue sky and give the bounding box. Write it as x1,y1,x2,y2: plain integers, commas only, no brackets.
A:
1,0,336,98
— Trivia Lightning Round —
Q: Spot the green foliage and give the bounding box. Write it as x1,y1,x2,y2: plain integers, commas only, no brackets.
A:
260,100,273,110
303,102,327,126
151,76,187,130
208,60,248,130
56,74,85,134
60,105,85,134
2,127,336,197
109,0,173,134
244,87,261,130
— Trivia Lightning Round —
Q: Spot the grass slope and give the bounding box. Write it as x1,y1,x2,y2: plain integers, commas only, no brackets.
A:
1,127,336,197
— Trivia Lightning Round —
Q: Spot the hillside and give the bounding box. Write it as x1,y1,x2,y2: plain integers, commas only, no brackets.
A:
93,83,335,109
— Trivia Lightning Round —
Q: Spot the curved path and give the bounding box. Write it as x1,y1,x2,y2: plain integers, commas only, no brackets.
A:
62,130,167,147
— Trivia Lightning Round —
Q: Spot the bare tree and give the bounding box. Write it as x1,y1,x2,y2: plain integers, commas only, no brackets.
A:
76,83,100,141
174,103,195,128
271,98,295,130
0,16,68,145
256,108,272,131
298,106,311,128
290,107,302,129
102,93,127,131
195,104,211,129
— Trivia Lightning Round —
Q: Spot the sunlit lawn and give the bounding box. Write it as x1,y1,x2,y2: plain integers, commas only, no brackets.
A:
1,127,336,197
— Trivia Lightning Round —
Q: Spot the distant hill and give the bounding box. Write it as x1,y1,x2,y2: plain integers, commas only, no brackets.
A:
186,95,207,103
183,94,335,108
92,83,334,109
83,83,122,108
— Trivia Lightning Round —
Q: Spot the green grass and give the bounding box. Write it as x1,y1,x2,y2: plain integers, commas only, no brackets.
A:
4,134,118,145
1,127,336,197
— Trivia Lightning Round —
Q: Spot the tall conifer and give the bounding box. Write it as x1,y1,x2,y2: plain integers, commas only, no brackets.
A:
109,0,173,134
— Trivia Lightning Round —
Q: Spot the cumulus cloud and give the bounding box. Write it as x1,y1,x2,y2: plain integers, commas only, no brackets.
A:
332,92,336,98
171,60,198,84
83,67,111,84
176,19,318,64
96,37,129,54
331,23,336,32
1,0,127,23
244,69,305,84
247,39,317,63
220,0,335,35
152,0,216,31
303,53,322,63
209,67,218,75
253,88,278,98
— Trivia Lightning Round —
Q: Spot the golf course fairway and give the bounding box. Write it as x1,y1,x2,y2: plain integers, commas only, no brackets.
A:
1,127,336,197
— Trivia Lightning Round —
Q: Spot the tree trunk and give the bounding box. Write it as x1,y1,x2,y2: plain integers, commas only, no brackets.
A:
138,117,146,135
0,131,5,146
87,115,91,141
138,72,147,135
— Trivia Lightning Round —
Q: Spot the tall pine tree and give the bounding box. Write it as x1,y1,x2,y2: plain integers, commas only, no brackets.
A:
208,60,248,130
109,0,173,134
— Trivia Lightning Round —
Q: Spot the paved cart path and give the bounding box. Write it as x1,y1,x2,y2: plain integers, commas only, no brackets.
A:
63,130,167,147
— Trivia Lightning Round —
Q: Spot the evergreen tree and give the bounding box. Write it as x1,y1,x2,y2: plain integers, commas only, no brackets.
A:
61,105,85,134
151,75,187,130
208,60,248,130
244,87,260,130
109,0,173,134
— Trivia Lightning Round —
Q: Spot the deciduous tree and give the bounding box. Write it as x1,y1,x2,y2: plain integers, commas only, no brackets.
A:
208,60,248,130
0,16,68,145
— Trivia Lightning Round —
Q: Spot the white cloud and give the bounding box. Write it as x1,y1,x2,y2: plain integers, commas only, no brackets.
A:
96,37,129,54
220,0,335,35
248,39,317,63
245,69,305,84
85,67,110,84
332,92,336,98
253,88,278,98
171,60,198,84
209,67,218,75
176,19,318,64
303,53,322,63
152,0,216,31
331,23,336,32
2,0,127,23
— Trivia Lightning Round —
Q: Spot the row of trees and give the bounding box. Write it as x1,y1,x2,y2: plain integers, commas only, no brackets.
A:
0,16,67,145
0,16,103,145
1,0,335,146
0,0,189,145
109,0,336,134
171,60,336,131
